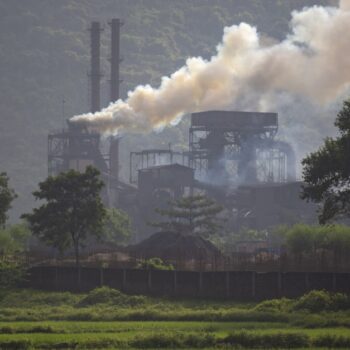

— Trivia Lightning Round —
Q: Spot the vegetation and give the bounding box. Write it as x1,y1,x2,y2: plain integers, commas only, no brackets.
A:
0,223,31,258
0,288,349,348
137,257,174,270
0,172,16,227
22,166,106,267
302,98,350,223
152,195,224,238
101,207,131,246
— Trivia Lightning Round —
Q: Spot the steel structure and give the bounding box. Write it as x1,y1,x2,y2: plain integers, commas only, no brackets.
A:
189,111,295,185
129,148,189,184
48,123,109,177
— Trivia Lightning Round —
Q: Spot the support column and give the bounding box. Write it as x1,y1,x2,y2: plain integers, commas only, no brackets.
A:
122,269,127,292
148,269,152,292
100,267,104,287
198,271,203,296
225,271,230,298
251,272,256,299
332,273,337,292
173,270,177,296
277,272,282,297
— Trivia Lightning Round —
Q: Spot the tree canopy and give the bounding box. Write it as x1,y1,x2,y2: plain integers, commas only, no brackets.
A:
22,166,106,267
101,208,131,246
151,194,224,238
0,172,17,228
302,99,350,223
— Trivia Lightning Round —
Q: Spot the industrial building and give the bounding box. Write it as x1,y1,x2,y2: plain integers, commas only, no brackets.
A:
48,19,316,242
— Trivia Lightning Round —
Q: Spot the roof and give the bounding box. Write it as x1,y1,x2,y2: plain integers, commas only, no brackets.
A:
138,163,194,173
128,231,222,260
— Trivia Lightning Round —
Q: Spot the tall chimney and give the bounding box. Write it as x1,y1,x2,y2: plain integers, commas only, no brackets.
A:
89,21,103,113
109,18,123,102
109,19,123,204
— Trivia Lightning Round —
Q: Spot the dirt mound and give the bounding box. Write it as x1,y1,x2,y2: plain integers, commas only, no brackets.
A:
128,231,222,261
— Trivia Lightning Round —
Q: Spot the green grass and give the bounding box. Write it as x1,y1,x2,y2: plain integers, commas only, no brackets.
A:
0,288,350,349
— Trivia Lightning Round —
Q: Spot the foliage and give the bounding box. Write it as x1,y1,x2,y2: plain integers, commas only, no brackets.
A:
0,223,31,258
302,99,350,223
101,208,131,245
77,287,146,307
22,166,106,267
0,172,17,228
293,290,350,312
0,261,26,290
137,257,174,270
254,298,292,313
151,195,224,238
224,331,309,348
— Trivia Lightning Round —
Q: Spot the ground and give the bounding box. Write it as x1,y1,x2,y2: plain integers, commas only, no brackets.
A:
0,287,349,349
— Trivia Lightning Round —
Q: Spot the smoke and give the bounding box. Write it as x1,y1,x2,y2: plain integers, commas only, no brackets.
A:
71,1,350,136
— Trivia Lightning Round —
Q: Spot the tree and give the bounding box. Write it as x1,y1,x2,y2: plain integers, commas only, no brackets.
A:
302,99,350,224
151,194,224,238
0,223,31,258
22,166,106,267
0,172,17,228
101,208,131,246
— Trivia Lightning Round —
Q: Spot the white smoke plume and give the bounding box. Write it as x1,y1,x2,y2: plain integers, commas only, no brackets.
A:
71,0,350,135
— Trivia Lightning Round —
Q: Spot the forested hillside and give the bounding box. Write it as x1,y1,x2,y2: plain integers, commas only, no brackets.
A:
0,0,329,219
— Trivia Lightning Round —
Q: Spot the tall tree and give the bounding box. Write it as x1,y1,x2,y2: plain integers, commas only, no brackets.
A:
302,99,350,224
22,166,106,267
151,194,224,238
0,172,17,228
101,208,131,246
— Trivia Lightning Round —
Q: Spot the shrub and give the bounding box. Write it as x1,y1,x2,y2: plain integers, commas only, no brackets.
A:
223,331,309,348
293,290,350,312
0,261,26,290
137,257,174,270
254,298,292,312
130,333,215,349
314,334,350,348
77,286,146,307
0,340,31,350
0,290,79,307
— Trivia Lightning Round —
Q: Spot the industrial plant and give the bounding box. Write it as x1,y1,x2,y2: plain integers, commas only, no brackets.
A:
48,19,316,242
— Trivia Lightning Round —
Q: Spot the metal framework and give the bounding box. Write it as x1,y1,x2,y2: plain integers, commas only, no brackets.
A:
129,148,189,183
189,111,293,185
48,124,109,177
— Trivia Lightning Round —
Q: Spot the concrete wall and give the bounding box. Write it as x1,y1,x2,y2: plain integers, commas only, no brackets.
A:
26,267,350,300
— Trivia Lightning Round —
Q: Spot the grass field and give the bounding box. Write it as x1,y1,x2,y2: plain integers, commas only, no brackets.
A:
0,288,350,349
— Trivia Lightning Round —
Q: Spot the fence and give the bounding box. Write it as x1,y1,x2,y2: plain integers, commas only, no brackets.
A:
26,266,350,300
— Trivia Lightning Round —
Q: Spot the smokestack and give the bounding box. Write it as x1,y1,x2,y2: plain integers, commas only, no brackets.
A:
89,21,103,113
109,18,123,102
108,19,123,201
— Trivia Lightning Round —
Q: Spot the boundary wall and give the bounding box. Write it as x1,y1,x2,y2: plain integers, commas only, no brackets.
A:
27,267,350,300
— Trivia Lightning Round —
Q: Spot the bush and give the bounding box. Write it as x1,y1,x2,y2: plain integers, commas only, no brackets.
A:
0,261,26,290
137,257,174,270
77,286,146,307
0,340,31,350
223,331,309,348
0,290,79,307
254,298,292,312
293,290,350,312
130,333,215,349
314,334,350,348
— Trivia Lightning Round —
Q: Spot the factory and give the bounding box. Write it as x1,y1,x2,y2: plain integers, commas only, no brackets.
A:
48,19,316,242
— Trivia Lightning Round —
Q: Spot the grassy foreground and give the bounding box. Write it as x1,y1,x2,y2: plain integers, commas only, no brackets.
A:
0,288,350,349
